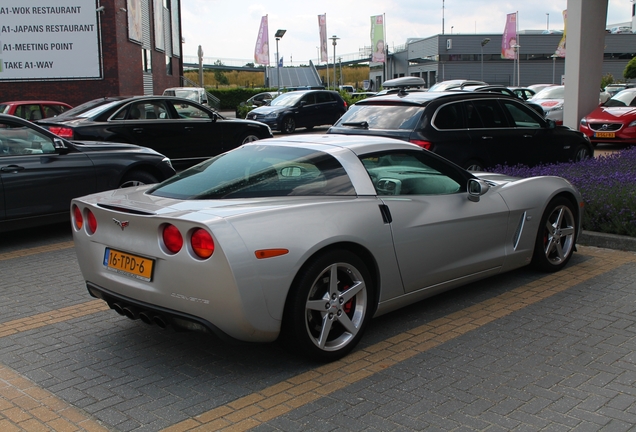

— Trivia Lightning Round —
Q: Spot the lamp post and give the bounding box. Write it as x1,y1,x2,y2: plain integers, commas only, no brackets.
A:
330,35,339,89
275,29,286,90
480,38,490,82
546,13,549,31
512,44,520,86
451,26,454,34
551,53,559,84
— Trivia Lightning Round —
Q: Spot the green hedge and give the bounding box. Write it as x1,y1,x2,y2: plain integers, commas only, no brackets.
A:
205,88,280,110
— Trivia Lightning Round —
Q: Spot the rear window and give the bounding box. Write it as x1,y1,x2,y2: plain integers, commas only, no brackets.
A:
338,104,424,130
149,145,355,199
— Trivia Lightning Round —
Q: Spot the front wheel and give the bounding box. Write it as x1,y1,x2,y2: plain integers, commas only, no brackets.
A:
240,133,260,144
283,250,374,362
532,197,577,272
281,116,296,134
119,171,159,188
464,159,484,171
572,144,592,162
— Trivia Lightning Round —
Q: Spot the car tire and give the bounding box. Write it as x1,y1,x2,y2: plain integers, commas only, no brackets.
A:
119,171,159,188
531,197,577,272
283,249,374,362
240,133,260,144
572,144,592,162
464,160,484,171
281,116,296,134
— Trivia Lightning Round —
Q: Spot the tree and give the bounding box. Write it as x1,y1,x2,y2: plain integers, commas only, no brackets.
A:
213,60,230,86
623,57,636,80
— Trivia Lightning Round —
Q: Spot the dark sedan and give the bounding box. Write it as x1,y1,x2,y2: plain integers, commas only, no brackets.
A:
0,113,175,232
328,91,593,171
37,96,273,170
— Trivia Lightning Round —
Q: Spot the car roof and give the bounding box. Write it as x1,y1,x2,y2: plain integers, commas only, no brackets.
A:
353,90,517,106
248,133,422,155
0,100,71,105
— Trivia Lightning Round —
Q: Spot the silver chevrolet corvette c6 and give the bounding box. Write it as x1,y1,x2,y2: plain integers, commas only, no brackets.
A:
71,134,583,362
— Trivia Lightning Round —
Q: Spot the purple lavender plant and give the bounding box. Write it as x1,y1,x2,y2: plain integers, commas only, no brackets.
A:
488,147,636,237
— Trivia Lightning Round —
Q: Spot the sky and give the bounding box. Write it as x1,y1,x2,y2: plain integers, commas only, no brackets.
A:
180,1,634,64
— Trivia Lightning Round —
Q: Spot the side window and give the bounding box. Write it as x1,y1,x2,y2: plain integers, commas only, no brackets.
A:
315,92,331,104
302,94,316,105
502,101,542,128
0,121,56,156
167,100,211,119
471,99,508,128
433,103,463,130
361,151,462,196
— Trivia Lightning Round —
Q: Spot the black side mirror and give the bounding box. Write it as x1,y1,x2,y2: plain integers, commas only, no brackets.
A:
546,119,556,129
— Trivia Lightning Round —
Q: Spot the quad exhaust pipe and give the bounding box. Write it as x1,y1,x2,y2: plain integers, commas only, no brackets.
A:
111,303,168,329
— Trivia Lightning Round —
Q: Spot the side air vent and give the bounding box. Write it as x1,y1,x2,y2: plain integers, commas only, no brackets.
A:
512,211,526,250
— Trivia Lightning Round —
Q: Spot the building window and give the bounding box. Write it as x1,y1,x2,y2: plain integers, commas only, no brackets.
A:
142,49,152,73
166,55,172,75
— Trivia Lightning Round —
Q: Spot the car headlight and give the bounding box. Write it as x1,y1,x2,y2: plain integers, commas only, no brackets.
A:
580,118,587,126
629,120,636,128
265,112,280,119
546,106,563,113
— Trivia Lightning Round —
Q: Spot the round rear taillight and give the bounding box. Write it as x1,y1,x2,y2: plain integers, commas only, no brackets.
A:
191,228,214,259
87,210,97,234
162,224,183,254
73,205,83,230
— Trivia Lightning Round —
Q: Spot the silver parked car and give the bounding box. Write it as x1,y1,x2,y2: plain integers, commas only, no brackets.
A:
71,135,583,362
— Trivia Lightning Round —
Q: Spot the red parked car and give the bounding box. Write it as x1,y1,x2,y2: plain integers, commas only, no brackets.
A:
580,88,636,145
0,100,72,121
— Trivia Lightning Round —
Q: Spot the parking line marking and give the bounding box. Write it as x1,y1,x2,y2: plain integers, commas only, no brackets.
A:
163,247,636,431
0,364,109,431
0,241,75,261
0,300,109,338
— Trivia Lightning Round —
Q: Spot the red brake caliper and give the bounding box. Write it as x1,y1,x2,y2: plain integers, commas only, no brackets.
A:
342,285,353,314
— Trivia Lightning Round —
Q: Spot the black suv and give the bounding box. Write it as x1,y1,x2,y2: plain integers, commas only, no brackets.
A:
246,90,347,133
327,91,593,171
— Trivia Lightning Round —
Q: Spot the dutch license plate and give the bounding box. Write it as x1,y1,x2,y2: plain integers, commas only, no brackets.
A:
594,131,615,138
104,248,154,281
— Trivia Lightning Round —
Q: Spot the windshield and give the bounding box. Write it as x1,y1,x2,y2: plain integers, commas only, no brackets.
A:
605,90,636,107
336,104,425,130
149,145,355,199
0,104,8,114
173,90,200,101
270,92,304,107
533,86,564,100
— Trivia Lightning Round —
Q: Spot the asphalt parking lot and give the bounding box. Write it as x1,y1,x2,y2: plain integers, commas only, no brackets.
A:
1,222,636,431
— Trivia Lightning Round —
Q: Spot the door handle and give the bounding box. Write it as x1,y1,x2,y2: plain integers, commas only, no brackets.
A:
523,134,533,138
481,136,493,140
184,127,194,132
132,128,144,133
1,165,25,172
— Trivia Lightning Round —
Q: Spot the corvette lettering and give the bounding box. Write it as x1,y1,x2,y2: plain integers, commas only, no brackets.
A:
171,293,210,304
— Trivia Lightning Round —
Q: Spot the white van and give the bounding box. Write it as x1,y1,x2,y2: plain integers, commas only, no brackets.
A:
162,87,208,105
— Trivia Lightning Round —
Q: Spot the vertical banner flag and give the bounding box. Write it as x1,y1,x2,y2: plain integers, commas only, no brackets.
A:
370,15,385,63
279,57,284,67
318,14,328,62
501,12,518,59
555,10,567,58
254,15,270,65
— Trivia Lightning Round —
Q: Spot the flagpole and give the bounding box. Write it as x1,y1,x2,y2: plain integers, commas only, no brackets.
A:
325,13,329,89
383,13,387,84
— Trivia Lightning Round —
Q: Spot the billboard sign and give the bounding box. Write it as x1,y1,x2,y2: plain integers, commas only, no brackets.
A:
0,0,102,80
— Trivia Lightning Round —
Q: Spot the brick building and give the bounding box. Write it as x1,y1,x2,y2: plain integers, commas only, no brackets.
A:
0,0,182,107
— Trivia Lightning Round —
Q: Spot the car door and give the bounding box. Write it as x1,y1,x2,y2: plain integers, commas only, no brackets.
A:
361,150,509,293
498,99,564,165
463,99,517,168
314,91,338,125
0,118,95,221
295,93,318,128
